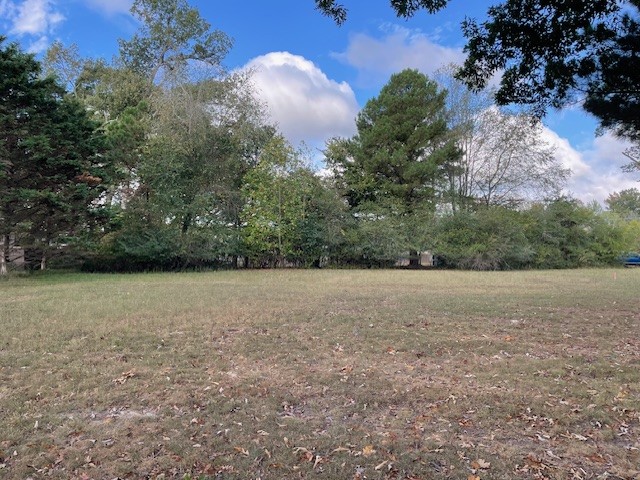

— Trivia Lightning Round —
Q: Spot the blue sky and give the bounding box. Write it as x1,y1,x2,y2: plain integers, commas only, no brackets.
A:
1,0,637,203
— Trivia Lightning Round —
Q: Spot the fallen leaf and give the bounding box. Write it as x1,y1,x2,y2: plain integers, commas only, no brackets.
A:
362,445,376,457
112,370,135,385
471,459,490,470
233,446,249,456
586,453,606,464
332,446,351,454
525,454,547,471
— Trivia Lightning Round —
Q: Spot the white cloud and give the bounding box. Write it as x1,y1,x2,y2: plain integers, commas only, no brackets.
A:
333,24,465,85
9,0,64,36
1,0,64,52
543,128,638,204
243,52,359,145
83,0,131,16
541,127,591,177
26,35,50,53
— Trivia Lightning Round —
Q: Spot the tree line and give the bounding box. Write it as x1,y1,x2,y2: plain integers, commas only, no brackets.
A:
1,0,639,274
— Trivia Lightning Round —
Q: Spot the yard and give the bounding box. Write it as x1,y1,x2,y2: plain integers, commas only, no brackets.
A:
1,269,639,479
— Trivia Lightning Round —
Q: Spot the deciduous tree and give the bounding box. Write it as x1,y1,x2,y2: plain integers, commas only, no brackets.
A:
606,188,640,219
436,66,568,210
119,0,233,84
241,136,335,267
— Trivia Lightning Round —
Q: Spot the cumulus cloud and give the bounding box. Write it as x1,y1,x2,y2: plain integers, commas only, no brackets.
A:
333,24,465,85
542,127,638,204
9,0,64,36
1,0,64,52
243,52,359,145
571,134,638,204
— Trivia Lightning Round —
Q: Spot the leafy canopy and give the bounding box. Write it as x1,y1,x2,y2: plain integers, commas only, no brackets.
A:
119,0,233,83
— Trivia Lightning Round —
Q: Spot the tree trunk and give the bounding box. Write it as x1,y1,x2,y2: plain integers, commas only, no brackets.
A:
409,250,420,268
40,251,47,271
0,234,8,276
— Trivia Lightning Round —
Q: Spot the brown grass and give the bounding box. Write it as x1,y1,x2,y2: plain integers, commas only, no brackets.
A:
0,269,639,479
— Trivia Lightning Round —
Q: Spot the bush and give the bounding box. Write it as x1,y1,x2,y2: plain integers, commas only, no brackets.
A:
433,207,533,270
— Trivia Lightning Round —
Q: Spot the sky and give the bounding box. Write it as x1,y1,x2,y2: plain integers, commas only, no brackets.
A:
1,0,638,204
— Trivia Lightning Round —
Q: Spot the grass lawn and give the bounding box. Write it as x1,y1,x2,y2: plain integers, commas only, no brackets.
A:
1,269,639,479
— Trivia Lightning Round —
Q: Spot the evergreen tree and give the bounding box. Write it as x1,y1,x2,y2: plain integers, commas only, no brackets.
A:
0,38,106,273
326,69,460,265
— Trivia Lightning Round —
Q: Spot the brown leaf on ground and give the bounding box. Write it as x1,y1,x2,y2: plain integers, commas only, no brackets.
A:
112,370,135,385
233,446,249,456
362,445,376,457
525,454,548,471
471,458,490,470
375,460,389,470
586,452,607,464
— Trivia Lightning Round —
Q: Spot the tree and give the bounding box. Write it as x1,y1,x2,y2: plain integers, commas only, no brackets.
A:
316,0,640,142
326,69,460,265
327,69,460,212
241,136,336,267
523,199,627,268
433,207,533,270
459,108,567,208
0,38,107,274
623,144,640,173
459,1,639,141
119,0,233,84
115,74,273,269
42,41,84,94
315,0,448,24
606,188,640,219
436,66,568,210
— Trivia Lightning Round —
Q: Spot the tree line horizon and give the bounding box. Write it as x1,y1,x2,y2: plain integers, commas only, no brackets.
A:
1,0,639,274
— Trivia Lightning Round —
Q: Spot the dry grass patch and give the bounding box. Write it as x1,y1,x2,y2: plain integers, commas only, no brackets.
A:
0,269,639,479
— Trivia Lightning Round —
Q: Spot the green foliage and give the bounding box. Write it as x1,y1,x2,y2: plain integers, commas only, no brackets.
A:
315,0,448,25
459,1,639,141
340,205,410,267
606,188,640,219
106,77,273,270
0,37,108,272
431,201,632,270
119,0,233,83
241,136,345,267
620,219,640,253
76,61,151,120
433,207,533,270
523,199,627,269
325,69,458,267
328,69,460,213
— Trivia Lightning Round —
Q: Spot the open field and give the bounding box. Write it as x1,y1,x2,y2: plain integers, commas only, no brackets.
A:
1,269,639,479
